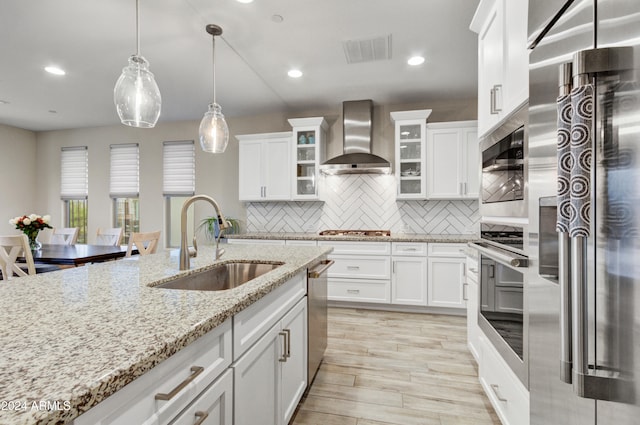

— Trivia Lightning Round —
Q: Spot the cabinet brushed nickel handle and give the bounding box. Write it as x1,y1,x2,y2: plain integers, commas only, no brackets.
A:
194,411,209,425
347,289,360,294
463,283,468,301
155,366,204,400
490,384,508,402
279,331,288,362
347,265,360,270
285,328,291,358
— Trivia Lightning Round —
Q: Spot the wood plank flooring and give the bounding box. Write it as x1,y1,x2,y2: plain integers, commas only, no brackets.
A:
292,308,501,425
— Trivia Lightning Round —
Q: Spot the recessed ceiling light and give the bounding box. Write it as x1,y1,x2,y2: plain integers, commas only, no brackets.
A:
44,66,66,75
407,56,425,66
0,100,9,105
271,14,284,23
288,69,303,78
236,0,253,3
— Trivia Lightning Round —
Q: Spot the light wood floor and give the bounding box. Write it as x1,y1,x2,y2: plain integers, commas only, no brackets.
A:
292,307,501,425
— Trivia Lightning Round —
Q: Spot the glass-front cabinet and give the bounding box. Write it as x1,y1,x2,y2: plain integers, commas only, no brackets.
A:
390,109,432,199
288,117,328,200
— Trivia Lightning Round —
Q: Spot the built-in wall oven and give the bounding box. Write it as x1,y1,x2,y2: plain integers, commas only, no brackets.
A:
471,221,529,388
479,102,528,219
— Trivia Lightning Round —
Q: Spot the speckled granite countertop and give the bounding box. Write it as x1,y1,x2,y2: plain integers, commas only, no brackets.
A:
225,232,478,243
0,244,330,425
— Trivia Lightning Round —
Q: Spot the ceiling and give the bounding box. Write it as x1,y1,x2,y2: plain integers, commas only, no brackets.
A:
0,0,479,132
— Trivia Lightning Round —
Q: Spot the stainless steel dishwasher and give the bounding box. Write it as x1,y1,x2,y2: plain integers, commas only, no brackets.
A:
306,259,333,389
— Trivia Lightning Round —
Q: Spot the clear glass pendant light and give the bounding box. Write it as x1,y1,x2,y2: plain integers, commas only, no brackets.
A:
114,0,161,128
199,24,229,153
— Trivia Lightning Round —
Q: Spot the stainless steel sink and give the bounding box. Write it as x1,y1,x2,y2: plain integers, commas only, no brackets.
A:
155,262,283,291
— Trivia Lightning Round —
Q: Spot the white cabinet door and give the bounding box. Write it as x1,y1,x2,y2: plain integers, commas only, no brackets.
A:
503,0,529,116
280,299,308,425
465,254,481,363
426,122,479,199
476,0,504,136
238,140,264,201
264,138,291,200
428,257,466,309
392,256,428,306
234,323,281,425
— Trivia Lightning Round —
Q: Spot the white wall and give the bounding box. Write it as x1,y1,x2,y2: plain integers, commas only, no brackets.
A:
24,97,477,245
0,124,38,234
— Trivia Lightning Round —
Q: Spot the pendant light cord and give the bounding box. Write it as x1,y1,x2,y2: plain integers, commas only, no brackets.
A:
135,0,140,56
212,34,216,104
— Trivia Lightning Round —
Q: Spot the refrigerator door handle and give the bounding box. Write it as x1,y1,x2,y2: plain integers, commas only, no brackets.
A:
559,233,572,384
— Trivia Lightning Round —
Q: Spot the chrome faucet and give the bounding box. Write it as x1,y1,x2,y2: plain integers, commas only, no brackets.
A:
179,194,230,270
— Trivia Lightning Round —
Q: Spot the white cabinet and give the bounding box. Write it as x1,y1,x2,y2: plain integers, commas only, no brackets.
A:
427,243,467,309
169,369,233,425
237,132,291,201
391,242,428,306
233,297,307,425
74,320,232,425
426,121,479,199
226,239,286,246
288,117,328,200
470,0,529,137
465,250,481,363
390,109,432,199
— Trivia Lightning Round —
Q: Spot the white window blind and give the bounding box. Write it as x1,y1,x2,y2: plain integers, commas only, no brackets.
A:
110,143,139,198
60,146,88,199
163,141,195,196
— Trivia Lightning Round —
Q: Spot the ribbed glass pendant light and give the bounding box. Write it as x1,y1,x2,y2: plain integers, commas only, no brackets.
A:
114,0,161,128
198,24,229,153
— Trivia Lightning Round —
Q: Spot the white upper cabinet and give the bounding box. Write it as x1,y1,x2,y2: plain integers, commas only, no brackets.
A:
288,117,328,201
470,0,529,138
237,132,292,201
426,121,479,199
390,109,432,200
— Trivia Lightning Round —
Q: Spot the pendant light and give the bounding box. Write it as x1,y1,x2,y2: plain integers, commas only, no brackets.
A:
113,0,161,128
199,24,229,153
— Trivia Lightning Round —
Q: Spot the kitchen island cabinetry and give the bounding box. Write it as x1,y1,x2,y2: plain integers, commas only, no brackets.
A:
427,243,467,309
426,121,479,199
288,117,328,200
237,132,291,201
390,109,432,200
470,0,528,137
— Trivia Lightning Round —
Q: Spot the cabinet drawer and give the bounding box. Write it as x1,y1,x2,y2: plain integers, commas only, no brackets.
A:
285,240,318,246
74,320,232,425
226,239,286,246
169,369,233,425
480,340,529,425
328,278,391,303
428,243,467,257
392,242,427,256
328,255,390,280
319,240,391,255
233,272,306,360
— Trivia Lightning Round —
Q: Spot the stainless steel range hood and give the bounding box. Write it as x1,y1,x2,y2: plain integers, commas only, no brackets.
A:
320,100,392,175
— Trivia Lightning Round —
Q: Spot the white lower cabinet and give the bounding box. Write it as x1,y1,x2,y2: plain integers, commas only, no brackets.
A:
465,251,481,363
233,297,307,425
480,336,529,425
427,244,467,309
391,242,428,306
169,369,233,425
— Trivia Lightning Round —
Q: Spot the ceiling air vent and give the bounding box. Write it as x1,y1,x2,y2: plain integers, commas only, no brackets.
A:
342,34,392,64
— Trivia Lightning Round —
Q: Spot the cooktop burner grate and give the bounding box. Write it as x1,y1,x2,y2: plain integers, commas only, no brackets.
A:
318,229,391,237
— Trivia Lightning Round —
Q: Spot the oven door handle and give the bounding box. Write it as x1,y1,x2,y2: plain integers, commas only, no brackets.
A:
469,242,529,268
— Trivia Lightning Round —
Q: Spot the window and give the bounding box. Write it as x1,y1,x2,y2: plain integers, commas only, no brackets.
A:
61,146,88,243
163,141,195,247
110,144,139,243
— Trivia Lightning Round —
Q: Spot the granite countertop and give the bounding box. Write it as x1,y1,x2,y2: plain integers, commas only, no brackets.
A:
225,232,478,243
0,244,330,425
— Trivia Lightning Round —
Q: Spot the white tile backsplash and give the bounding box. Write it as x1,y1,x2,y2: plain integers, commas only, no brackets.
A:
246,174,479,234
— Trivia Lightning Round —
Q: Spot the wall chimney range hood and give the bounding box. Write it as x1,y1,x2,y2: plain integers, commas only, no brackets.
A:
320,99,392,175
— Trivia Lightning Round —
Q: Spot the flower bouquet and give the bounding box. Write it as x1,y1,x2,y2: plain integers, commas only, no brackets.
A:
9,214,52,251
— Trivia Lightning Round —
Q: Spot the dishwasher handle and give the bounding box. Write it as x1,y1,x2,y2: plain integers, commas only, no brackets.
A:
308,259,334,278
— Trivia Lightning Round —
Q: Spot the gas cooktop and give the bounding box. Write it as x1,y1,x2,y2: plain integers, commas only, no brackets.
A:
318,230,391,237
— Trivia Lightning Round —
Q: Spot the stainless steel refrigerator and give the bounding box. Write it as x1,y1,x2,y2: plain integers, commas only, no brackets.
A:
527,0,640,424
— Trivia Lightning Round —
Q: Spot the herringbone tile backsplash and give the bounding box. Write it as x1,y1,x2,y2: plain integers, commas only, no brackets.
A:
246,175,479,234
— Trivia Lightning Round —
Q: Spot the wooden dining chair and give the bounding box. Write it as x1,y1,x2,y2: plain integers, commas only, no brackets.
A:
126,231,161,257
96,227,124,246
50,227,79,245
0,234,35,281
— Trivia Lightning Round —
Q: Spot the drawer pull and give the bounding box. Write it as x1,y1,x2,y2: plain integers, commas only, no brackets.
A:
194,411,209,425
155,366,204,400
347,266,360,270
279,331,288,362
463,283,469,301
347,289,360,294
490,384,508,402
404,248,417,251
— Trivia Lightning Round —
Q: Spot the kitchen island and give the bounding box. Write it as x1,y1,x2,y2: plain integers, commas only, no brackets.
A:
0,244,330,424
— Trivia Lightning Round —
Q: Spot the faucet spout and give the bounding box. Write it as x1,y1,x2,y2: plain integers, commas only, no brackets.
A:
179,195,229,270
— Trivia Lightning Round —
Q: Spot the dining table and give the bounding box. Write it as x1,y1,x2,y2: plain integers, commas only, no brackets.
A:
31,244,135,266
